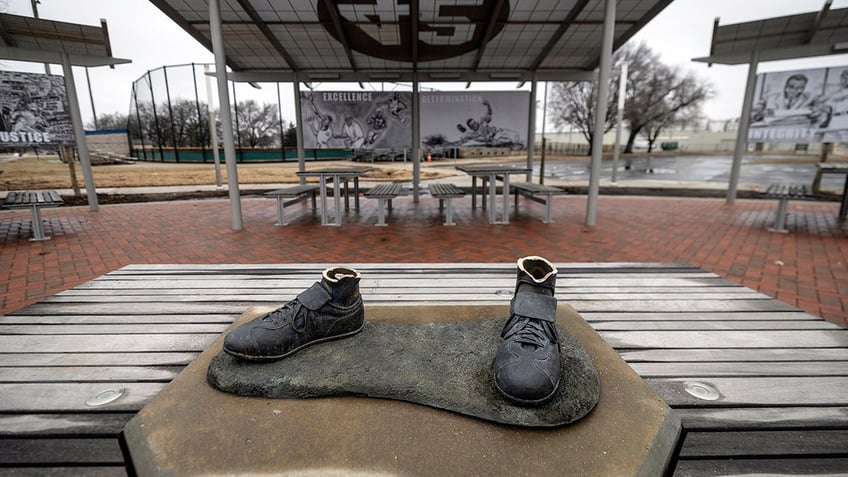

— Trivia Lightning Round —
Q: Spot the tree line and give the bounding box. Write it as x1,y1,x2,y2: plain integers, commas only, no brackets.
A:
93,43,711,155
90,99,297,150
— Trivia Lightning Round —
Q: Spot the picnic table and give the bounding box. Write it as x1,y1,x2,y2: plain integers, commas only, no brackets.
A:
2,190,64,241
0,263,846,475
295,166,373,225
455,163,531,224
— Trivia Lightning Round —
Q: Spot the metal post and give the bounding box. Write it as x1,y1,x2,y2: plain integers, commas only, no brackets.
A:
540,81,548,184
231,82,243,163
31,0,51,75
727,50,759,204
204,65,222,188
277,82,286,161
586,0,615,226
85,67,98,129
163,66,180,162
412,73,420,202
210,0,243,230
527,79,536,182
612,62,627,184
191,64,207,164
60,53,98,211
131,83,147,160
293,76,306,185
146,71,165,161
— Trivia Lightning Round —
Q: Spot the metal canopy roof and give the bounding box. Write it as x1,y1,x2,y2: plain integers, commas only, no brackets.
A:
0,13,130,67
694,2,848,65
150,0,672,83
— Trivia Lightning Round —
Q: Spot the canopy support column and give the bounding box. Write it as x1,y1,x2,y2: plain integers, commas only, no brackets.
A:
412,73,420,203
293,75,306,185
60,52,98,211
727,50,759,204
527,78,537,182
210,0,243,230
586,0,615,226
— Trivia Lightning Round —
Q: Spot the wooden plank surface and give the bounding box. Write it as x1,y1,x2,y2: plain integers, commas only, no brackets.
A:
0,262,845,476
673,458,848,476
0,438,124,465
679,430,848,457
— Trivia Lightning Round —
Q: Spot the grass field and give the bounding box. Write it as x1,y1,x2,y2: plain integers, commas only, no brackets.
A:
0,154,450,191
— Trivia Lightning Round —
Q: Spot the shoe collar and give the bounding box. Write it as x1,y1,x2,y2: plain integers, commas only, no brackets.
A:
517,256,557,283
323,267,361,283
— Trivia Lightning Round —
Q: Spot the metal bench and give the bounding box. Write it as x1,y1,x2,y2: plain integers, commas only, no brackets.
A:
429,183,465,226
265,184,320,226
762,183,813,233
2,190,64,241
365,183,405,227
509,181,567,223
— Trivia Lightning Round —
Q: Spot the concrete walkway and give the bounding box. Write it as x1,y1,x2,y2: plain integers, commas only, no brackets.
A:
1,189,846,327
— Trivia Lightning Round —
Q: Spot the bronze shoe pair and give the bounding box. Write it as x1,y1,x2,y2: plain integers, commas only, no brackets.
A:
224,257,562,406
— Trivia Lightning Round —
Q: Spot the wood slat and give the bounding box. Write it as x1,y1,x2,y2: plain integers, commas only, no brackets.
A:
0,352,198,367
72,277,729,289
594,320,840,330
601,330,848,349
647,377,848,406
113,262,699,272
58,286,759,295
620,348,848,362
0,413,134,435
0,366,183,383
680,430,848,457
674,407,848,430
581,311,820,322
0,334,219,353
0,438,124,465
630,361,848,377
0,314,239,324
12,298,798,315
0,324,230,335
673,458,848,476
37,292,771,304
0,382,166,412
0,466,127,476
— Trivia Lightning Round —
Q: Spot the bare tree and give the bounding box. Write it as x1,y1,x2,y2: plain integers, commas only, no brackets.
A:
86,112,128,130
624,64,712,153
549,80,617,154
547,42,712,154
233,99,279,148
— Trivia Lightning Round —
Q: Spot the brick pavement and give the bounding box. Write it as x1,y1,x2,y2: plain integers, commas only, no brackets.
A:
1,195,846,327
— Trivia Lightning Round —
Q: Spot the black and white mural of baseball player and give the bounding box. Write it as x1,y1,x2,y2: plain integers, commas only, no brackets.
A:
747,66,848,144
453,99,523,148
303,93,336,149
0,70,73,146
299,91,412,150
420,92,529,150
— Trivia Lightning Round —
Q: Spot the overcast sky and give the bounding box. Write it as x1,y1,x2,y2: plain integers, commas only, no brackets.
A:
4,0,848,129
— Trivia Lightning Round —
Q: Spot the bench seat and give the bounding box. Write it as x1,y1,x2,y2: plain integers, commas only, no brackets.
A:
429,183,465,226
761,183,813,233
3,190,64,241
509,182,566,223
265,184,320,226
365,183,405,226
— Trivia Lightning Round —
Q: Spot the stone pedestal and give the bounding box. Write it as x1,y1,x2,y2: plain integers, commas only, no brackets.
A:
124,304,680,476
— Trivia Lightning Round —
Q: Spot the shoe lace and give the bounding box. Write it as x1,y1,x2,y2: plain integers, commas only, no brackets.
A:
504,316,556,349
262,299,310,332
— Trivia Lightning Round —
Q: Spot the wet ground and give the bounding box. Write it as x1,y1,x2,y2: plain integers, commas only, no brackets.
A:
536,154,846,190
